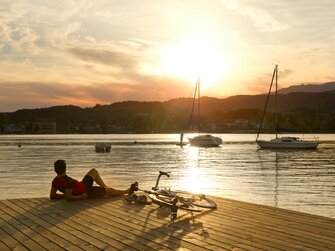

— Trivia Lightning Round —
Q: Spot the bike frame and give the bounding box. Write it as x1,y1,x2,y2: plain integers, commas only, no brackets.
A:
137,171,216,221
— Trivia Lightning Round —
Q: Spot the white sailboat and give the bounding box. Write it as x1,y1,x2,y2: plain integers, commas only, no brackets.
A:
187,78,222,147
256,65,319,149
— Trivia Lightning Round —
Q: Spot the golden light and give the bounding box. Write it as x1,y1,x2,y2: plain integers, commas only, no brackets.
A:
178,167,212,194
159,35,231,88
175,147,211,194
187,146,200,162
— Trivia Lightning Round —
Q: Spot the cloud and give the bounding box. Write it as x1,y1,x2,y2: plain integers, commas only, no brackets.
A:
220,0,289,32
67,38,162,82
0,0,91,56
0,1,26,44
69,47,138,70
0,77,192,112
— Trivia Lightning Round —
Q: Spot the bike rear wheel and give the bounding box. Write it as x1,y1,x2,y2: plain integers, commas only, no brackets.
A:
173,191,217,209
148,193,201,212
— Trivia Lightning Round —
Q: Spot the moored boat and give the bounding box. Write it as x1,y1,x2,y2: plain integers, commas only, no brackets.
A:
188,134,223,147
95,143,111,152
256,136,318,149
255,65,319,149
187,77,223,147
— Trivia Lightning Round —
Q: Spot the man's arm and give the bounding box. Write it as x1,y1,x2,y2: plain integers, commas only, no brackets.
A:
64,189,88,201
50,187,64,200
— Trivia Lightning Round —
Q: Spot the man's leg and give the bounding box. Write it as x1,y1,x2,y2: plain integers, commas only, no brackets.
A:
105,187,129,196
84,168,137,196
85,168,108,188
105,181,138,196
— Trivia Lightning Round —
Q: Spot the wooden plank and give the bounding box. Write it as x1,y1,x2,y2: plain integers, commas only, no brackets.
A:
185,199,335,250
23,198,159,251
80,197,280,250
193,210,328,250
219,197,335,229
12,199,125,251
97,197,306,250
77,198,236,250
0,196,334,251
0,226,26,251
102,195,335,250
33,197,230,250
38,198,204,250
0,215,46,250
212,199,335,244
0,200,85,251
0,241,10,251
0,207,63,251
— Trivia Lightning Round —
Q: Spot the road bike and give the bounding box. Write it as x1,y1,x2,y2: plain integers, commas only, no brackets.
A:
127,171,217,220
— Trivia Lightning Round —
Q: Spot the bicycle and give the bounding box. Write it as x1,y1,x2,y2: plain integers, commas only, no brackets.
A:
126,171,217,220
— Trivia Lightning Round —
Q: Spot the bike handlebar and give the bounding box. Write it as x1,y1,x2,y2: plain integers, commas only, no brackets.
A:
152,171,170,190
159,171,170,177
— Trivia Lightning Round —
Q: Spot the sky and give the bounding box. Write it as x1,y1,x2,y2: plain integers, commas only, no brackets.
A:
1,0,335,112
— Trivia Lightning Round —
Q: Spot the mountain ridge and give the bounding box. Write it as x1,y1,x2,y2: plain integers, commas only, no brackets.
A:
1,83,335,133
278,81,335,94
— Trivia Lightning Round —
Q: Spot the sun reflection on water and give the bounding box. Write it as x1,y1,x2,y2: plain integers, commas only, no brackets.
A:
176,147,212,195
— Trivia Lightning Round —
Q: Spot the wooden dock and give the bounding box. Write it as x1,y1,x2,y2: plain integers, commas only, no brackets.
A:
1,196,335,250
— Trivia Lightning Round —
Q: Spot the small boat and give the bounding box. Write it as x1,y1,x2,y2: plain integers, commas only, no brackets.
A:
187,77,222,147
95,143,111,152
188,134,223,147
256,65,319,149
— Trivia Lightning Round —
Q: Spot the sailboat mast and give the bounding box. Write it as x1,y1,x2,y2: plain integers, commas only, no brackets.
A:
256,66,276,140
275,65,278,139
197,77,201,133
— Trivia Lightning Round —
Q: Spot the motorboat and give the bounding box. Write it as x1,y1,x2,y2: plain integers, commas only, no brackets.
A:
188,134,223,147
187,77,223,147
95,143,111,152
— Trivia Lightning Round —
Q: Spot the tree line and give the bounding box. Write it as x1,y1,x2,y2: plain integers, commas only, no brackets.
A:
0,92,334,134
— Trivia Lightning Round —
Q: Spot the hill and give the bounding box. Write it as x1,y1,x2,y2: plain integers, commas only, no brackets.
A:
278,81,335,94
1,90,335,133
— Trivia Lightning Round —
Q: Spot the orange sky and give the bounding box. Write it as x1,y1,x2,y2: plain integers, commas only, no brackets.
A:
1,0,335,111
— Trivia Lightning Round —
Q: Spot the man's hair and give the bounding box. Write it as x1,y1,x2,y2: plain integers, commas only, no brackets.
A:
54,159,66,174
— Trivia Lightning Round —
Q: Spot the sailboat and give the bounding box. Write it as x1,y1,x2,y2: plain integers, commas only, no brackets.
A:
187,77,223,147
255,65,319,149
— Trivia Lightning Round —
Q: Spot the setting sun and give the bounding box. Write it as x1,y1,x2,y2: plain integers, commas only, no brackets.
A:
159,35,231,88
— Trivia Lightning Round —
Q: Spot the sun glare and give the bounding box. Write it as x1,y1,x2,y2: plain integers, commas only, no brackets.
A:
160,36,230,88
177,166,212,195
175,147,212,194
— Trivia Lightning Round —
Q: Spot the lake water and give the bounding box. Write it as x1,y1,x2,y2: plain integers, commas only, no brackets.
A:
0,133,334,219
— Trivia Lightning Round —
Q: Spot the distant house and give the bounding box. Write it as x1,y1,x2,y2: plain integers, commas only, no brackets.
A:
3,124,25,134
31,121,57,134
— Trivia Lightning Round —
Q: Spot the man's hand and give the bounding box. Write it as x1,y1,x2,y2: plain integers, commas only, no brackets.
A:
50,187,64,200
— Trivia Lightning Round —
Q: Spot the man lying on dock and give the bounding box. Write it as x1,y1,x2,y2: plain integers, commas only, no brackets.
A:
50,159,138,201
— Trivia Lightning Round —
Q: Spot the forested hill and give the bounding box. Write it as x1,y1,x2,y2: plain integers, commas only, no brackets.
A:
168,90,335,114
278,81,335,94
1,90,335,133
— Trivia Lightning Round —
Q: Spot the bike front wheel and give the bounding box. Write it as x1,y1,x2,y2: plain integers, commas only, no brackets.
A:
173,191,217,209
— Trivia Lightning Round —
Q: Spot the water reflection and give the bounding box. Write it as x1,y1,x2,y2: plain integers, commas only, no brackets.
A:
257,150,280,207
177,147,213,195
256,146,335,217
